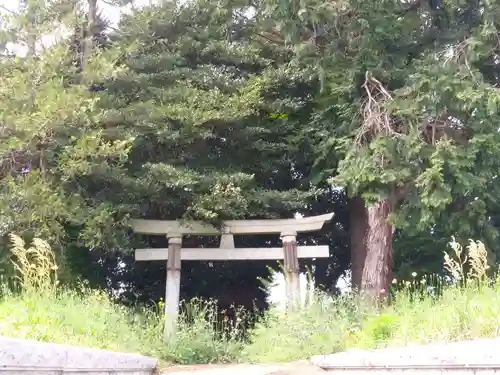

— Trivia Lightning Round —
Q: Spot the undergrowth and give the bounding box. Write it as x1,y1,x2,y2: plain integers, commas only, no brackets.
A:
241,237,499,362
1,234,500,365
0,234,243,365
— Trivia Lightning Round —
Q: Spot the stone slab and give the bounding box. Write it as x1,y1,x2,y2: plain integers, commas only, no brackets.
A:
0,336,158,374
311,337,500,369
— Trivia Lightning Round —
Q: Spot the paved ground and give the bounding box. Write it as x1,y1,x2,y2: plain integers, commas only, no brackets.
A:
160,337,500,374
160,361,326,375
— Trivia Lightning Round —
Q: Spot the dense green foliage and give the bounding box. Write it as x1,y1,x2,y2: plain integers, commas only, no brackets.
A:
1,0,500,306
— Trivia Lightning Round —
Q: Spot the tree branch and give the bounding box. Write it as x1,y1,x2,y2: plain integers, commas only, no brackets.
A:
254,30,285,45
394,182,413,203
397,0,427,16
0,4,18,15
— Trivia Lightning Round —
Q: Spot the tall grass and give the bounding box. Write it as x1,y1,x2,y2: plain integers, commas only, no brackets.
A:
242,238,499,362
9,234,58,292
0,287,244,364
0,234,243,365
1,234,500,366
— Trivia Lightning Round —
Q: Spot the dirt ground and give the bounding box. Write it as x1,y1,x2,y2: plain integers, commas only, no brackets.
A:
160,361,326,375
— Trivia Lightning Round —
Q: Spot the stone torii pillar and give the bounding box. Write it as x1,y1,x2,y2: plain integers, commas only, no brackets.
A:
281,230,299,310
165,234,181,340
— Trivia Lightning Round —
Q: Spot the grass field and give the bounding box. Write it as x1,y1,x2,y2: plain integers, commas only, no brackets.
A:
1,235,499,365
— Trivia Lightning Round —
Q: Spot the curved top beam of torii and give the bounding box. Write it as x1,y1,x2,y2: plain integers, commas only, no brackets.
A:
130,212,334,236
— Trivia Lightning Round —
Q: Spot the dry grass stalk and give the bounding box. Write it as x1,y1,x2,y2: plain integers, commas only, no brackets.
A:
444,237,467,282
467,239,489,280
443,237,490,283
9,233,58,292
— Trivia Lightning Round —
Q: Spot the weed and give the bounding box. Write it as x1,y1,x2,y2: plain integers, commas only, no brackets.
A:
242,237,500,361
9,234,58,293
444,237,490,284
1,235,242,365
2,236,500,365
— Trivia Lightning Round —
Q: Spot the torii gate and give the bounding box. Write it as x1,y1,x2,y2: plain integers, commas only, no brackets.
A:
131,213,334,340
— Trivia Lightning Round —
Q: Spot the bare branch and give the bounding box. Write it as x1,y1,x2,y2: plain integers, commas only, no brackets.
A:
355,71,398,147
0,4,18,15
253,30,285,45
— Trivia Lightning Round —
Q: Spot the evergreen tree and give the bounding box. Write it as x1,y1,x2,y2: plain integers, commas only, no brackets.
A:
2,0,500,307
0,0,346,303
258,0,500,299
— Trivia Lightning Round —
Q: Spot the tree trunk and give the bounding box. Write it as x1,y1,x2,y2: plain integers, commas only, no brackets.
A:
26,15,36,57
349,195,368,291
20,0,36,56
360,197,395,301
81,0,97,71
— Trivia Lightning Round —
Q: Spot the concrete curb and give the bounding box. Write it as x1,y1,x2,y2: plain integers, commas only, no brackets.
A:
0,336,158,374
311,337,500,371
